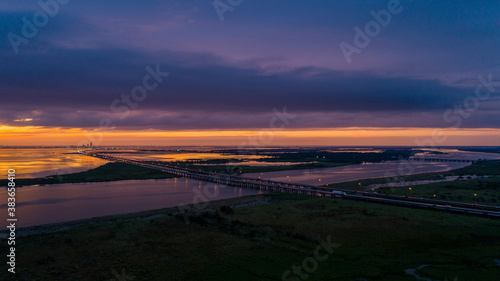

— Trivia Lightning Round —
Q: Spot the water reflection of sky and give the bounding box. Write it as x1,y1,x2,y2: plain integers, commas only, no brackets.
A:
0,149,271,178
198,161,316,166
0,178,263,229
246,161,471,186
412,148,500,160
105,152,270,162
0,148,107,178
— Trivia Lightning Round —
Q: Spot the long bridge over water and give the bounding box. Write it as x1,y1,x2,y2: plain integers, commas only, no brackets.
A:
410,157,476,163
81,152,500,219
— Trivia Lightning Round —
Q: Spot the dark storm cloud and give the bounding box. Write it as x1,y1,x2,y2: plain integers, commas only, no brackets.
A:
1,0,499,130
0,44,476,110
1,43,497,129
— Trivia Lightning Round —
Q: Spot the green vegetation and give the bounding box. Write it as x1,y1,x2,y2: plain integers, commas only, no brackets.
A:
451,160,500,176
324,161,500,191
165,161,349,174
377,176,500,205
457,147,500,154
154,149,415,175
412,149,445,155
231,162,347,174
251,149,414,164
323,172,450,191
0,162,178,187
2,194,499,280
322,161,500,206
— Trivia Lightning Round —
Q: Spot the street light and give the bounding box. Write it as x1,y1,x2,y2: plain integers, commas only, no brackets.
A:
474,193,477,204
409,187,412,196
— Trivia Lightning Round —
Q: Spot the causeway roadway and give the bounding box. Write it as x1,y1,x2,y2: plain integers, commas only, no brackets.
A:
81,151,500,219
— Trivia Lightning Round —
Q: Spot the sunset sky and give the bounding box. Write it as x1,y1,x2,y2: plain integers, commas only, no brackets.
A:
1,0,499,146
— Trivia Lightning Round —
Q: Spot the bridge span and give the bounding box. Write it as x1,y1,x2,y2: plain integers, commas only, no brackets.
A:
410,157,475,163
81,152,500,219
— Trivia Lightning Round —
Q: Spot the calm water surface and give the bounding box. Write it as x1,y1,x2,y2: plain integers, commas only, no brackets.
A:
246,161,471,186
103,152,270,162
412,148,500,160
246,149,500,186
0,148,106,178
0,148,270,179
0,178,263,228
2,148,497,228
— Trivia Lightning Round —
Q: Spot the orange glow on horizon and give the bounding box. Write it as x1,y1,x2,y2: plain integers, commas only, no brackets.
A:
1,125,500,146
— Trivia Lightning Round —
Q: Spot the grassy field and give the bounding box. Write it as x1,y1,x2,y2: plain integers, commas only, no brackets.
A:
322,161,500,206
377,176,500,205
450,161,500,176
0,162,178,187
324,161,500,190
2,194,499,280
457,147,500,154
246,149,414,164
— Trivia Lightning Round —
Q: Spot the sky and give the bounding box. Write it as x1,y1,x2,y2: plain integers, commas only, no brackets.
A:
0,0,499,146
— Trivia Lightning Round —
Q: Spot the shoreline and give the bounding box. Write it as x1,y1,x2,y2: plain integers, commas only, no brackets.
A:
1,193,499,280
0,195,269,236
